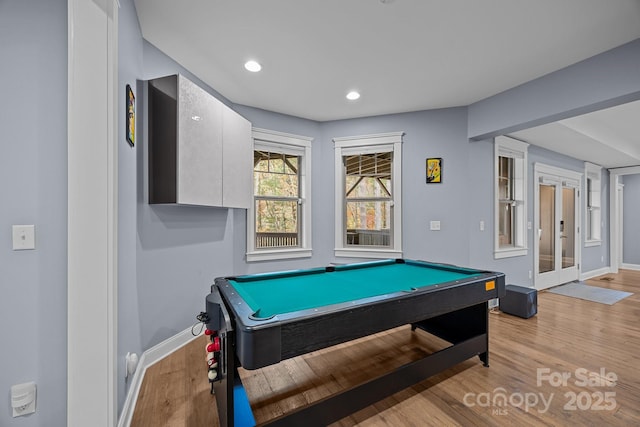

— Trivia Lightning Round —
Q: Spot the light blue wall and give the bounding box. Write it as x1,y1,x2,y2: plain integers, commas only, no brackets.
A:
0,1,67,426
233,106,475,269
468,38,640,140
134,43,254,356
466,141,610,286
1,0,639,423
622,174,640,265
321,108,473,265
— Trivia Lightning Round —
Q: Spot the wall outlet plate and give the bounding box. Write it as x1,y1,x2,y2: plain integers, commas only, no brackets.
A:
11,381,36,417
12,225,35,250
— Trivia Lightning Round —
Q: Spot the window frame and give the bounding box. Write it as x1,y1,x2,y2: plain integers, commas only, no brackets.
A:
585,161,602,247
247,128,313,262
494,136,529,259
333,132,404,259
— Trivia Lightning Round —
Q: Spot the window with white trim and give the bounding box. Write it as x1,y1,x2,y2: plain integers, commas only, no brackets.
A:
585,162,602,246
247,128,312,262
495,136,528,258
333,132,403,259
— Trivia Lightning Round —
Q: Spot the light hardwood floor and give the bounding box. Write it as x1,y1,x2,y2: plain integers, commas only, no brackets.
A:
131,270,640,426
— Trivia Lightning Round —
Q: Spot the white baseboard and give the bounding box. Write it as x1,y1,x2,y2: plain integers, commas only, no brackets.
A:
621,263,640,271
117,327,203,427
580,266,612,281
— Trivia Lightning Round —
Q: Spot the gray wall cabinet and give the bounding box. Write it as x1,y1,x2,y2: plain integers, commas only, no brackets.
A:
148,74,252,208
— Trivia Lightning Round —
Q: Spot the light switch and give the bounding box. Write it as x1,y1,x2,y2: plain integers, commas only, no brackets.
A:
430,221,441,231
12,225,35,250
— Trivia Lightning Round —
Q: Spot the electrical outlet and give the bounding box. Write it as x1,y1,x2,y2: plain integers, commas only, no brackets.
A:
11,382,36,417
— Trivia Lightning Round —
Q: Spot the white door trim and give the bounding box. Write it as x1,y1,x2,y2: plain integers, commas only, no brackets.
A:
534,163,582,290
610,166,640,272
67,0,118,425
617,183,624,269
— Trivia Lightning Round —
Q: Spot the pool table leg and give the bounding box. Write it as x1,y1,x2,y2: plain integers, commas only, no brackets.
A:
411,301,490,367
480,350,489,367
481,305,489,367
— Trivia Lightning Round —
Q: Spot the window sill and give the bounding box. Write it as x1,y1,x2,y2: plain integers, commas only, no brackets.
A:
584,240,602,248
494,248,527,259
335,248,403,259
246,248,312,262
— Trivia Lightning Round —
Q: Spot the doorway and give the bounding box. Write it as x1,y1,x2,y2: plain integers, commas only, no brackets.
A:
535,164,581,290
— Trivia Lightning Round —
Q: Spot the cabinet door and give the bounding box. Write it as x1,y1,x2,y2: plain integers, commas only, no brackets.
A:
177,75,223,206
222,106,252,208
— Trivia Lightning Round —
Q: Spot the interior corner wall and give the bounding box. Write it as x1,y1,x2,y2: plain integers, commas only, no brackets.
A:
234,106,475,270
468,38,640,140
135,41,241,356
0,1,68,426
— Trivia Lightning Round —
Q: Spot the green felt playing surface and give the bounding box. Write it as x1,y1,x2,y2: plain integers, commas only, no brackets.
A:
230,261,481,318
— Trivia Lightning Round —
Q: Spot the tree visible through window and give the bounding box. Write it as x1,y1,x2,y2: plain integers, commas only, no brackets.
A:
344,152,392,247
333,132,403,259
254,150,300,248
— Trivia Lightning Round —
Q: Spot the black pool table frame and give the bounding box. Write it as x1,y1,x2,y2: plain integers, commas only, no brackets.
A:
204,259,505,427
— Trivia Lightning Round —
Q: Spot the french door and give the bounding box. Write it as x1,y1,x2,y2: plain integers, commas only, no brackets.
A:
535,164,581,290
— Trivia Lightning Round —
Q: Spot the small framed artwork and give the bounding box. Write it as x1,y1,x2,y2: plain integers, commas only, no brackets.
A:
126,84,135,146
426,158,442,183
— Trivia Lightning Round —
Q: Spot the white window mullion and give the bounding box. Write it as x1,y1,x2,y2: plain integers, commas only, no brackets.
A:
585,161,602,246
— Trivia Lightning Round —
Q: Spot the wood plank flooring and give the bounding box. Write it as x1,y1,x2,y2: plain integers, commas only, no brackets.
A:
131,270,640,426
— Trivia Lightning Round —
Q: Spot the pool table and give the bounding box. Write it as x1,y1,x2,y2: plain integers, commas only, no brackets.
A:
204,259,505,426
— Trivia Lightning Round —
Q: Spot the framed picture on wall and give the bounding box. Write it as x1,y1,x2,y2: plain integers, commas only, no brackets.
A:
126,84,135,146
426,158,442,183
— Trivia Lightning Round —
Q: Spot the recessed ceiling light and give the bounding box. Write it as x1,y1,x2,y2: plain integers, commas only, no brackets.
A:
244,60,262,72
346,91,360,101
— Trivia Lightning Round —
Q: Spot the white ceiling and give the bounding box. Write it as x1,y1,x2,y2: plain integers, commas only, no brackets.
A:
509,100,640,169
134,0,640,168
